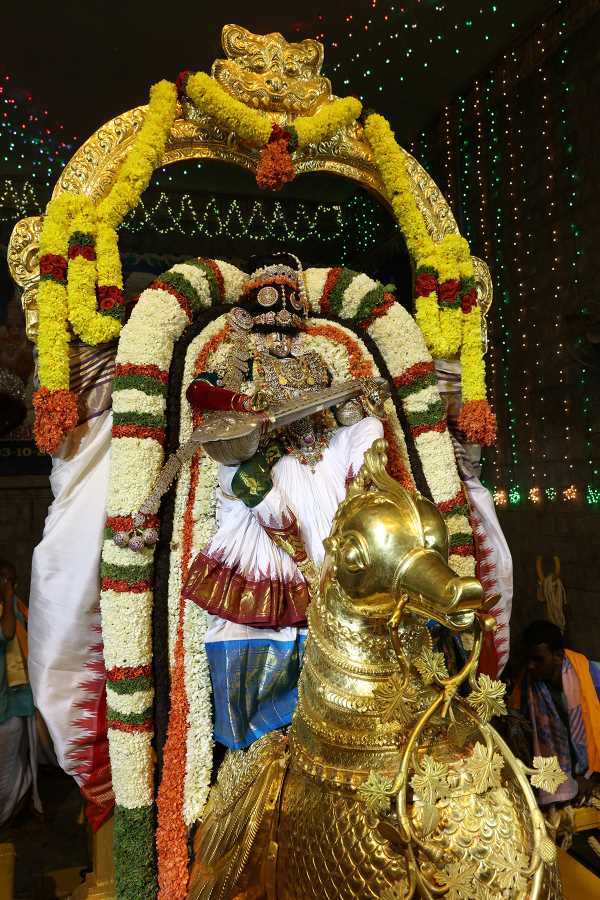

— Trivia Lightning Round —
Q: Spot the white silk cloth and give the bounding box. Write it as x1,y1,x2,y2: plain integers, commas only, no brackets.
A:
28,411,111,782
208,416,385,583
201,416,384,749
464,475,513,673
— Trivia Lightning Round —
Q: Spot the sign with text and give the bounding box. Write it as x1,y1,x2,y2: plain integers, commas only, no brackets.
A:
0,440,51,476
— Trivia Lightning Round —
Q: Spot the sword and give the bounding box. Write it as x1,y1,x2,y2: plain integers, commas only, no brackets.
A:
138,377,389,516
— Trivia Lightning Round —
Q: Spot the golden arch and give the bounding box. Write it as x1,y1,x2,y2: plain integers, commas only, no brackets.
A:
7,24,492,343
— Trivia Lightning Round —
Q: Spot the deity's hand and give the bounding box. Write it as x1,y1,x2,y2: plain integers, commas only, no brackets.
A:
359,377,390,420
187,377,268,416
249,389,270,413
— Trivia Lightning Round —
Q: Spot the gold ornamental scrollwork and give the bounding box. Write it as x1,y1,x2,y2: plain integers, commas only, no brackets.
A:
7,216,43,340
472,255,493,353
213,24,332,116
7,23,492,346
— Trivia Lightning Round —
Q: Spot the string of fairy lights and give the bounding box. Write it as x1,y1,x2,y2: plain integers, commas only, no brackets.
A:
502,65,538,495
442,106,457,212
0,177,386,263
412,10,597,507
486,77,520,499
0,74,74,185
509,58,546,502
0,5,596,506
309,2,525,100
556,46,599,505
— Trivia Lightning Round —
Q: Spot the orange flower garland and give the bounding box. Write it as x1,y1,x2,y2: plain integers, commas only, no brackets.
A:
382,419,416,493
156,326,229,898
305,322,373,378
193,324,232,377
156,455,199,900
256,124,297,191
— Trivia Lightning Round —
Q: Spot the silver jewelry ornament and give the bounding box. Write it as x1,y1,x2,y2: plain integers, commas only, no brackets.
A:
257,285,279,308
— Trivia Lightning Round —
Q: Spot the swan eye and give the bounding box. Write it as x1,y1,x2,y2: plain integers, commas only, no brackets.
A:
340,535,367,573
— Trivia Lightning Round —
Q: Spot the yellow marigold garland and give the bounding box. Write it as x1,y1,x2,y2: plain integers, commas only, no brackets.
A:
37,193,85,391
294,96,362,147
184,72,272,146
67,202,122,346
98,80,177,229
182,71,361,150
34,80,177,452
363,112,495,444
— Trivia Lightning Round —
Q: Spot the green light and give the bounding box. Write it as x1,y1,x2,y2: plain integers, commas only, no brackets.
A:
586,485,600,505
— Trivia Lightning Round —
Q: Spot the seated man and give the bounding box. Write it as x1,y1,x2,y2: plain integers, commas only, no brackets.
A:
511,619,600,805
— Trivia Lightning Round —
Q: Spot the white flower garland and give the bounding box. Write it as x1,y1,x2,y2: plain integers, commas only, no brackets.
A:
169,320,228,824
101,261,244,823
109,730,154,809
341,271,379,318
304,267,329,310
107,438,165,516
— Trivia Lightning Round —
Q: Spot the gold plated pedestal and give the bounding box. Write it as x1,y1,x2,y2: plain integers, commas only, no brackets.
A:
71,819,115,900
0,844,15,900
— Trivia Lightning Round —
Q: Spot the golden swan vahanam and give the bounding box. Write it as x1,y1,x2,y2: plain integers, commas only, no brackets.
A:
188,440,561,900
7,24,491,344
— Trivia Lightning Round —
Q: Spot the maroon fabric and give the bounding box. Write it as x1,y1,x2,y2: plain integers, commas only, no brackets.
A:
186,379,246,413
80,682,114,831
182,551,309,629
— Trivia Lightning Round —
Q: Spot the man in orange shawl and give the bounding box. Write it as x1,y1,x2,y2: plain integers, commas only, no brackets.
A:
512,619,600,805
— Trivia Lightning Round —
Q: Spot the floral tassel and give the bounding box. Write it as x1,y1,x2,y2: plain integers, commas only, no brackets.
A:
256,123,297,191
33,386,79,454
458,303,497,445
458,399,497,446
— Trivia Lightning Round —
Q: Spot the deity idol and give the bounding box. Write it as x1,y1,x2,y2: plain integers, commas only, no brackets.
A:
181,253,385,750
